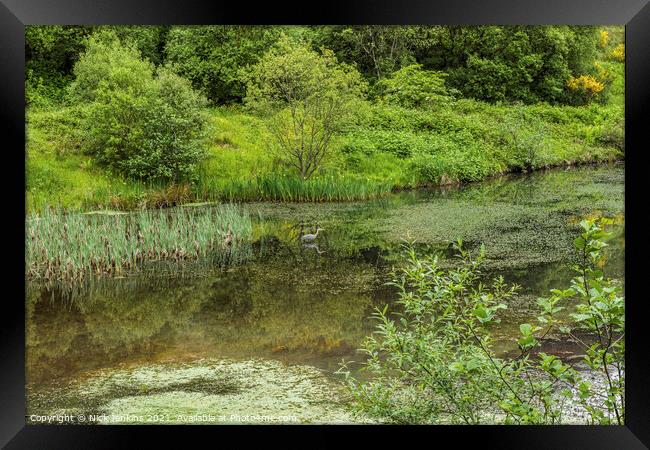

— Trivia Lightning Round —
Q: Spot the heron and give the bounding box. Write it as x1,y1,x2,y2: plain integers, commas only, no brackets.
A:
301,227,324,242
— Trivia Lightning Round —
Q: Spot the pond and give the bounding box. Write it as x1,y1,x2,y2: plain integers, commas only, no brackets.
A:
26,163,624,424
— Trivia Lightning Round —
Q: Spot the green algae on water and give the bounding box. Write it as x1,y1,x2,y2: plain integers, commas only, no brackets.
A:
28,358,365,424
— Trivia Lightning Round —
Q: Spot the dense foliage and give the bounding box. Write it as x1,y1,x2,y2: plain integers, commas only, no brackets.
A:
26,26,168,105
69,32,208,182
165,26,283,104
26,25,93,105
28,25,611,107
244,36,367,180
25,25,624,211
340,219,624,424
375,64,452,109
423,26,599,104
314,25,603,105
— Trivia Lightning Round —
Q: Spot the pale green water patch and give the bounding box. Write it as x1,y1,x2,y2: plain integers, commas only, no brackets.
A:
28,358,362,424
26,164,624,423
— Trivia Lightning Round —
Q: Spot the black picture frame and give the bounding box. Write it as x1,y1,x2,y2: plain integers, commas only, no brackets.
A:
2,0,648,447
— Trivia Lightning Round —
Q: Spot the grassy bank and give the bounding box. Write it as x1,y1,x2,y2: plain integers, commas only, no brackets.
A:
26,205,252,281
26,68,623,213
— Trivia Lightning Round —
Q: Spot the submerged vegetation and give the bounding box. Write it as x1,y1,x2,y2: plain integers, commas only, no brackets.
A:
27,358,357,424
340,219,624,424
26,204,252,281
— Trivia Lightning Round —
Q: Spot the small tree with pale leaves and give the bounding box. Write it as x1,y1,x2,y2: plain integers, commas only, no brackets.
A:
244,35,367,180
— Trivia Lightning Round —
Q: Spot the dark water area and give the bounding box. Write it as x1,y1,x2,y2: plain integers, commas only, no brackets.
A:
26,164,624,423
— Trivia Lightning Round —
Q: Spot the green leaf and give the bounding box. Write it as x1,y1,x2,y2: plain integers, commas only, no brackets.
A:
518,335,537,348
573,236,586,249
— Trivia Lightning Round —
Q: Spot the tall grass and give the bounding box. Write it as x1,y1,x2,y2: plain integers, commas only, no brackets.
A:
195,173,392,202
26,205,252,281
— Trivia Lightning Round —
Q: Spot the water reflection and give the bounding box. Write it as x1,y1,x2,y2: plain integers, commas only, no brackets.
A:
27,164,625,411
27,237,388,388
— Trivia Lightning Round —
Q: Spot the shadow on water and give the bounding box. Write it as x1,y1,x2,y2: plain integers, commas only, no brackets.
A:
26,164,624,420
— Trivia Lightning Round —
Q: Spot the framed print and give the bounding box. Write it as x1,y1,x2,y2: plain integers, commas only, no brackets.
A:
1,0,649,447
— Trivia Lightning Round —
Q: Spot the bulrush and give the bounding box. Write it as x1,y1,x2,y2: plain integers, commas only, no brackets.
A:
26,205,252,281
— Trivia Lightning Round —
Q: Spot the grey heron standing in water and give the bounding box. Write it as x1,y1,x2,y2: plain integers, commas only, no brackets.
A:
301,228,324,242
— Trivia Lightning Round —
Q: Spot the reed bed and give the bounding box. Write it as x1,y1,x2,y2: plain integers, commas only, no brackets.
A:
195,174,391,203
26,205,252,282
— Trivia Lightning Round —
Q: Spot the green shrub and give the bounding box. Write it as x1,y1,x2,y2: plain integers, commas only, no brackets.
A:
376,64,451,109
342,130,426,159
341,219,624,424
594,119,624,151
494,105,550,170
68,32,154,103
26,104,88,156
408,141,498,185
408,153,457,184
71,32,209,182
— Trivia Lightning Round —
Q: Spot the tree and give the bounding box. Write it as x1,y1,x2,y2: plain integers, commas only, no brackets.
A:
413,25,600,104
102,25,170,66
70,32,208,182
316,26,418,82
244,36,367,181
26,25,93,103
164,26,283,104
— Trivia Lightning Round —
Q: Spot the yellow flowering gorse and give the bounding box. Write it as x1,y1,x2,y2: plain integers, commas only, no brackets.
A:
610,43,625,62
566,75,605,96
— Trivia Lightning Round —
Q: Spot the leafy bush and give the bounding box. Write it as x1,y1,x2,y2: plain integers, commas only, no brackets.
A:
599,30,610,49
68,32,154,103
376,64,451,109
408,153,459,185
494,105,550,170
70,32,208,182
342,130,427,159
566,75,605,104
26,105,88,156
408,140,499,185
594,119,624,151
341,219,624,424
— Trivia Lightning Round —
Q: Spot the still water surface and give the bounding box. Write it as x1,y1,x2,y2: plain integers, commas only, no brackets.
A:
26,164,624,423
